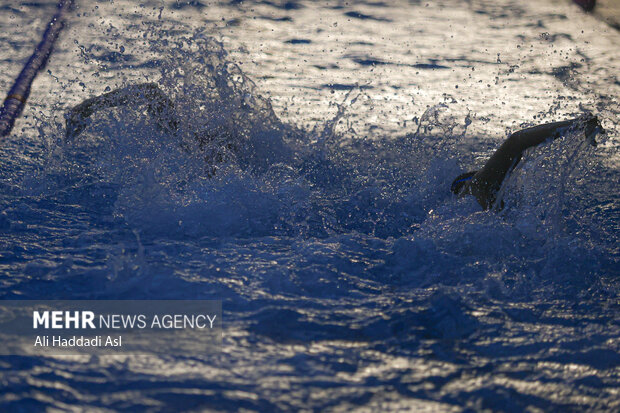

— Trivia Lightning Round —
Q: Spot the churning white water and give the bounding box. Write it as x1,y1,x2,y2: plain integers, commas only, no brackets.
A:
0,0,618,411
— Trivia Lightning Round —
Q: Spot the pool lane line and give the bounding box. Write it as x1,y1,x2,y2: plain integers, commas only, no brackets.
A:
0,0,74,138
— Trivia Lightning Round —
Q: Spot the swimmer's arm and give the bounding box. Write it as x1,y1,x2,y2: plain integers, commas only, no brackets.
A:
471,116,594,209
65,83,178,139
479,119,575,179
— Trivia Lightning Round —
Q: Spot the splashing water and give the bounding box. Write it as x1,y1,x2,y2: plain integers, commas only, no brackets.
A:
0,0,619,411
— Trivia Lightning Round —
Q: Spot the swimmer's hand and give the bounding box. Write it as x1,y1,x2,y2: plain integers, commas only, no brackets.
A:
580,114,605,146
65,110,91,140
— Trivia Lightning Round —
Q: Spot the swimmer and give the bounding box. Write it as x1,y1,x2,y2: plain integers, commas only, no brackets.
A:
451,114,604,210
65,83,179,140
65,83,241,175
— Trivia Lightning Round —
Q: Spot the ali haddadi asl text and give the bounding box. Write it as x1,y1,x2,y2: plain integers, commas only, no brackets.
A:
34,335,122,347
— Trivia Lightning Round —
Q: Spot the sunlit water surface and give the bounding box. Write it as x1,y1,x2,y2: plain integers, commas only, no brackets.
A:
0,0,619,411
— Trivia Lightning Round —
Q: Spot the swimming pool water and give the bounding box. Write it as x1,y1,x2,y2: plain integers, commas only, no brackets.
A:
0,0,618,411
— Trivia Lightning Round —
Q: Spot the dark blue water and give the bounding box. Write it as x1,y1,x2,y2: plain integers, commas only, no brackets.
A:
0,0,618,411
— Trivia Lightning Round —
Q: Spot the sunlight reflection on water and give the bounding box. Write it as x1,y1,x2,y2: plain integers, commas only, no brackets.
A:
0,0,618,411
